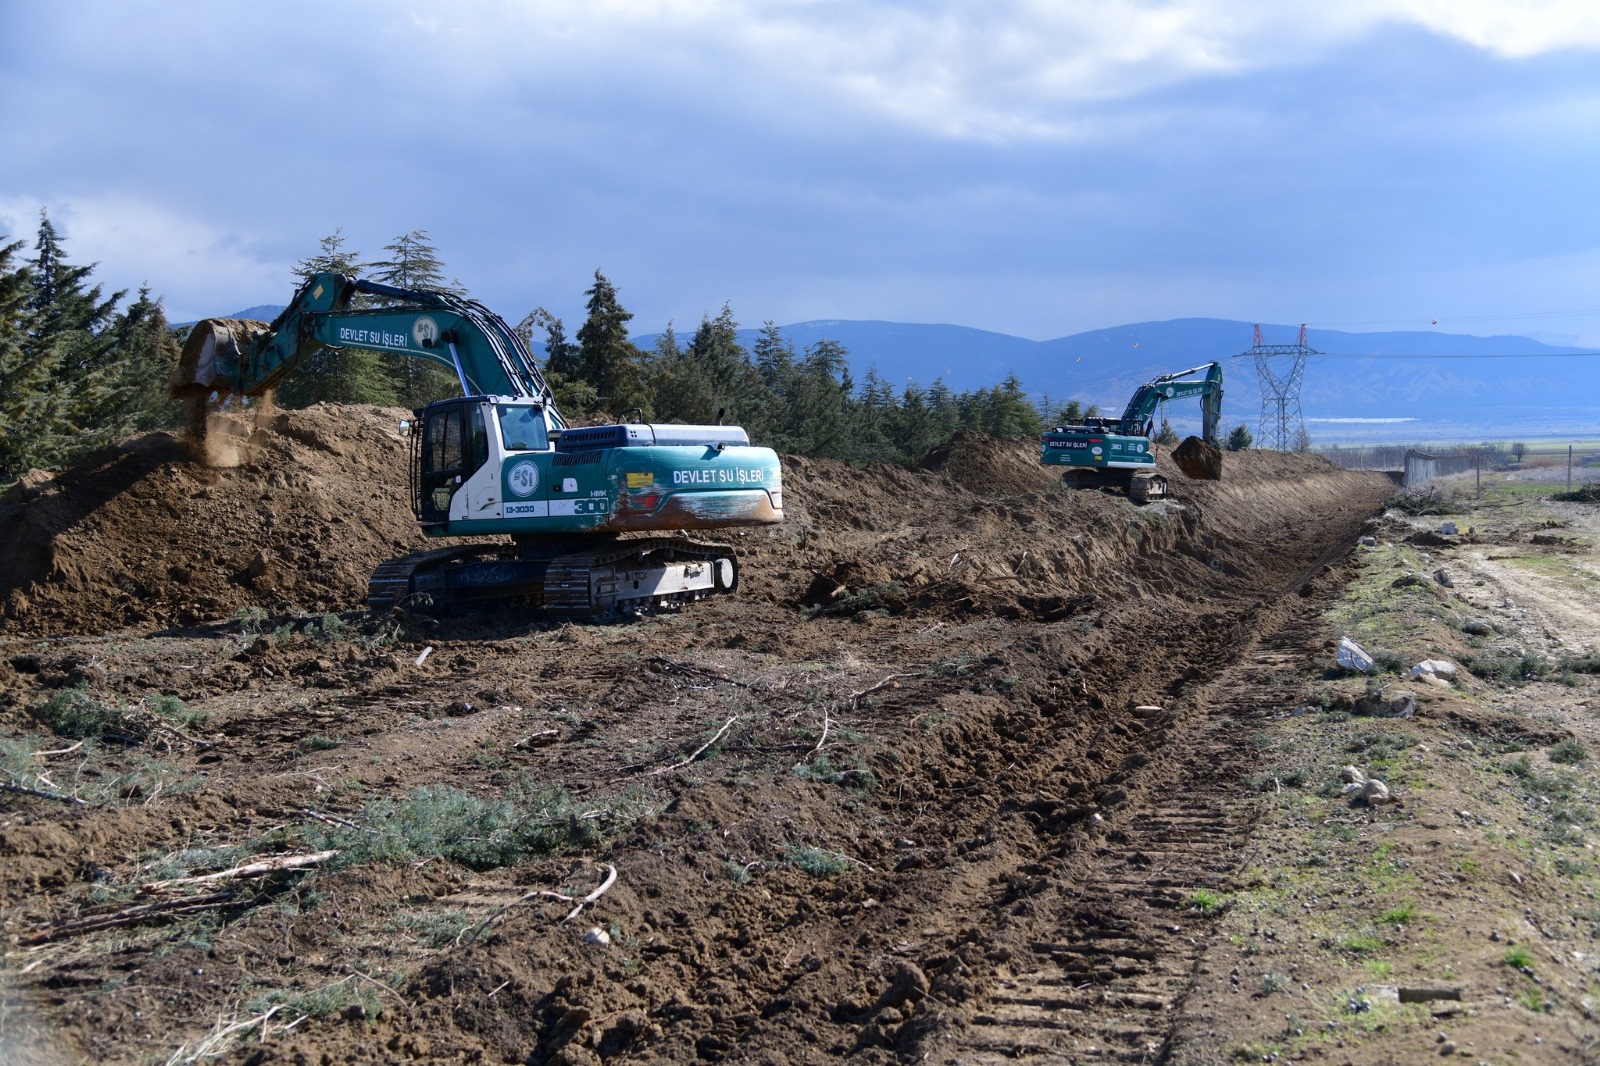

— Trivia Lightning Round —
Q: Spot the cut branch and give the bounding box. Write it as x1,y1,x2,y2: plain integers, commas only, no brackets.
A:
1,780,89,806
141,851,337,893
25,891,236,944
457,864,620,944
647,715,740,776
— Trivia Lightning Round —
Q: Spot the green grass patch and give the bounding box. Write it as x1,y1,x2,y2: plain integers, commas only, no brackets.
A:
1377,901,1416,927
1550,738,1589,765
785,846,853,876
311,783,657,871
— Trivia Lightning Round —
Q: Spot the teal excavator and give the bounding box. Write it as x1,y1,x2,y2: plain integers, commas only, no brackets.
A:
1040,362,1223,503
173,272,783,620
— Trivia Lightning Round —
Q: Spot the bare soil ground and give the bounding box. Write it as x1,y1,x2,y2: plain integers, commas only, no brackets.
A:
7,408,1588,1064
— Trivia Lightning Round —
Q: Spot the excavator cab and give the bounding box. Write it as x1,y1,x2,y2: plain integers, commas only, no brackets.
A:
413,398,490,525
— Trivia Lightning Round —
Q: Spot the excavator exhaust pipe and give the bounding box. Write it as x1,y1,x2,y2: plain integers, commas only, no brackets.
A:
1172,435,1223,481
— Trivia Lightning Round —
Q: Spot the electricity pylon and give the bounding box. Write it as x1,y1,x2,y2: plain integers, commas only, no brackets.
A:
1241,324,1319,450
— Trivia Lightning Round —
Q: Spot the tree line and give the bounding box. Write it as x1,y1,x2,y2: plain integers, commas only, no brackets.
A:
0,217,1254,484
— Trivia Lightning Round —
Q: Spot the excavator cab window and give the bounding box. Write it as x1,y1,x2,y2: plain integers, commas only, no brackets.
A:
418,400,489,523
496,404,549,451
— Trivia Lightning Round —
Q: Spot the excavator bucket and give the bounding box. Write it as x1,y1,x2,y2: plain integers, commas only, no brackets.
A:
171,318,267,401
1172,435,1223,481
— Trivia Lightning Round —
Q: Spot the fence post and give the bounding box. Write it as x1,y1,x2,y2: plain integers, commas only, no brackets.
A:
1569,444,1574,492
1476,450,1482,500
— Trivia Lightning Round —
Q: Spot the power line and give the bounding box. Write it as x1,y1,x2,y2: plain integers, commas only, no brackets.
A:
1312,351,1600,359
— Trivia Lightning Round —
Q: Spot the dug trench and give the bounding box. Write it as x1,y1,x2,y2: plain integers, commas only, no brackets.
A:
0,407,1393,1064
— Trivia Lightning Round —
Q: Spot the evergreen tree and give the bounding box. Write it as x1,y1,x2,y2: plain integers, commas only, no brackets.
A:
279,231,396,408
98,285,182,437
575,270,647,416
0,235,58,481
786,339,851,458
655,304,767,426
1226,424,1254,451
369,229,462,407
1154,416,1179,445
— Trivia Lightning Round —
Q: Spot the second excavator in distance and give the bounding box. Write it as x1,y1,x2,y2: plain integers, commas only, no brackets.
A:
1040,362,1224,503
172,272,783,621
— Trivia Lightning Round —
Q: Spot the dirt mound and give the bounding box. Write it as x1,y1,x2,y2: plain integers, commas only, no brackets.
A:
0,405,426,634
914,428,1058,496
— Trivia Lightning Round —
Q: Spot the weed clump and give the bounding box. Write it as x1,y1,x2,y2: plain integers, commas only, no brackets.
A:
1386,488,1464,516
1550,738,1589,765
313,783,655,870
1463,652,1551,686
785,846,853,876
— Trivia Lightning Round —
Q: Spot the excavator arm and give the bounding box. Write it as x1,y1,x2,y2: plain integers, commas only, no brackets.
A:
1116,361,1222,446
173,272,559,416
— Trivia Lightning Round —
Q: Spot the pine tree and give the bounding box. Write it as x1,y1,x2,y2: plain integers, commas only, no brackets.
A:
0,235,58,482
1226,424,1254,451
98,285,182,436
575,270,647,416
369,230,462,406
279,231,397,408
1154,416,1179,445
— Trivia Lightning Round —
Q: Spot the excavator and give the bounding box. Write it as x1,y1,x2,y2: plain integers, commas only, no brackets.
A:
1040,362,1223,504
172,272,783,620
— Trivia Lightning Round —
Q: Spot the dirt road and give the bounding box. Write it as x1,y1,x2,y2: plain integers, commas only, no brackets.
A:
0,408,1396,1063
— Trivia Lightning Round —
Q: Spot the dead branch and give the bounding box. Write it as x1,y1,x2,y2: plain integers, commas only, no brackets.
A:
647,656,749,688
1,780,89,806
142,851,337,893
32,741,84,758
647,715,740,776
562,862,619,922
515,729,559,747
457,863,620,944
25,890,236,944
847,672,921,707
304,809,371,833
813,710,832,754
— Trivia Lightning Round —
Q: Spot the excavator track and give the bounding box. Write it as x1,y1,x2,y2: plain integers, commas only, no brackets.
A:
366,545,504,611
367,538,738,622
543,537,738,622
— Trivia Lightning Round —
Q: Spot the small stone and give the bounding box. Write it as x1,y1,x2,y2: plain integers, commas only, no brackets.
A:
1353,779,1392,806
584,927,611,945
1434,569,1454,587
1340,765,1366,784
1131,705,1163,718
1509,872,1523,886
1463,619,1493,636
1439,521,1458,535
1358,535,1377,547
1337,637,1376,673
1439,1041,1457,1055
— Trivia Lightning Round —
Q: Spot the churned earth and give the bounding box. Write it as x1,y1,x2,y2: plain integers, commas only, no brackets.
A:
3,406,1588,1064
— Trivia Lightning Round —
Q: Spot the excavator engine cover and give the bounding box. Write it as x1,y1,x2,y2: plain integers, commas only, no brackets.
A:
1172,435,1222,481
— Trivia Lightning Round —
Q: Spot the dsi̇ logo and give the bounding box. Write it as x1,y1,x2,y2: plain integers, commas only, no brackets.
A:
507,461,540,498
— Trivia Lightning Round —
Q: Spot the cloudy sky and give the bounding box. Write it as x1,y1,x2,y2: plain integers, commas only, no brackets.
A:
3,1,1599,344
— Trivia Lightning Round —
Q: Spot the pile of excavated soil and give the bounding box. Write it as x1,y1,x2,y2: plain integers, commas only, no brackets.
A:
0,404,1386,638
0,405,426,634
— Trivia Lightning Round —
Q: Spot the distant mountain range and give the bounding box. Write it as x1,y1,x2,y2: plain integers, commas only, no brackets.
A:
218,305,1600,443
